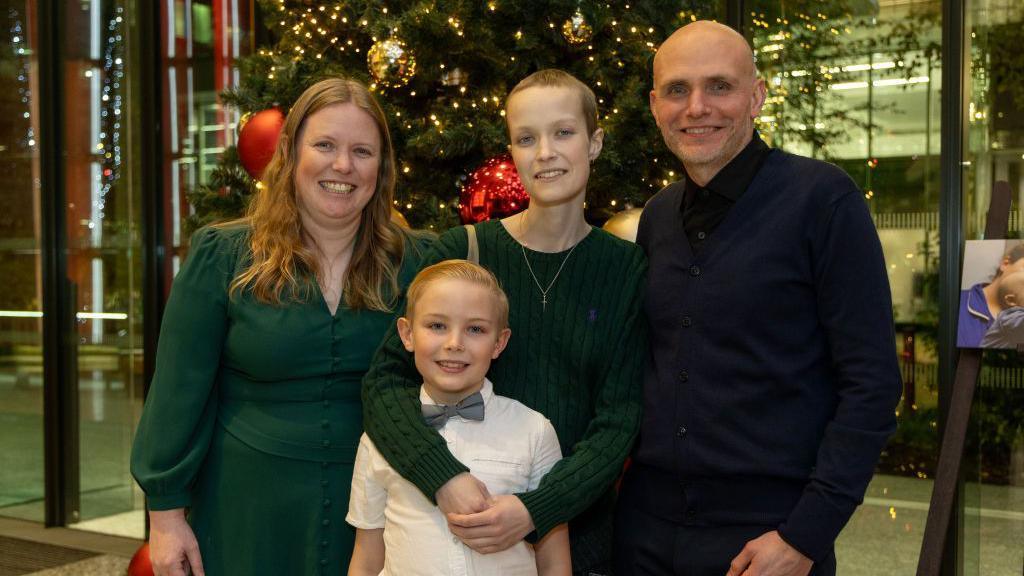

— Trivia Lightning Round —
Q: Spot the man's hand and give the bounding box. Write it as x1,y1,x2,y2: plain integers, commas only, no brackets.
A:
446,495,534,554
148,509,205,576
726,530,812,576
435,472,493,515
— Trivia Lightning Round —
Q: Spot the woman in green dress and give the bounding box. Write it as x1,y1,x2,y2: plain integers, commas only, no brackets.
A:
130,78,426,576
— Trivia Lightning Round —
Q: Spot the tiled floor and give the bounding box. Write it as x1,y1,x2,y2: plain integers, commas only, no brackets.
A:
1,475,1022,574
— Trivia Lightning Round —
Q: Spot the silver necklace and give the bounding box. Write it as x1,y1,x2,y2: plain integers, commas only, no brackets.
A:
520,242,580,310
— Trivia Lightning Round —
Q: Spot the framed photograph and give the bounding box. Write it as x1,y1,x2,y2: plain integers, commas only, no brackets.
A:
958,239,1024,348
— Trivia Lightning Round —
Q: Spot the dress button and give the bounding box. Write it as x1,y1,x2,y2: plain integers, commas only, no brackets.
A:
323,400,330,407
322,440,331,448
323,499,331,507
681,316,692,327
677,426,688,437
321,479,329,486
321,420,329,428
678,370,688,382
320,559,328,566
689,265,701,277
321,540,328,547
322,519,331,526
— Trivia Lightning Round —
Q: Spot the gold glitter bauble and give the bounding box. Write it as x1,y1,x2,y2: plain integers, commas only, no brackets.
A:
367,37,416,87
561,10,593,45
602,208,642,243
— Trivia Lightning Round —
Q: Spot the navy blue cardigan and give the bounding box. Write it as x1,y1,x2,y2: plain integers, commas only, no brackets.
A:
633,149,902,561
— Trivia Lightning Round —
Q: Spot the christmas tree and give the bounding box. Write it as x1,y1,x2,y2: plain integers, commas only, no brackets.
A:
188,0,925,232
188,0,714,231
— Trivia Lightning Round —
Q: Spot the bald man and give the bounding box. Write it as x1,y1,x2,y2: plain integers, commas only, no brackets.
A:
614,22,902,576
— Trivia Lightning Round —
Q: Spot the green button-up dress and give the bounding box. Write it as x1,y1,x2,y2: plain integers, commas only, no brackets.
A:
130,224,426,575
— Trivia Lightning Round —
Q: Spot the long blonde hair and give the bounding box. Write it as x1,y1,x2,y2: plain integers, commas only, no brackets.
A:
226,77,406,311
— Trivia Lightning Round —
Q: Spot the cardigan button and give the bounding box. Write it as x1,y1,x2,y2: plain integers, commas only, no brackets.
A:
677,426,688,437
689,265,700,277
681,316,692,327
678,370,689,382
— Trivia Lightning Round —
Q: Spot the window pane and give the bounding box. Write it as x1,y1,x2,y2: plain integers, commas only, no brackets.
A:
162,0,252,279
963,1,1024,574
61,0,145,536
745,1,942,572
0,0,44,523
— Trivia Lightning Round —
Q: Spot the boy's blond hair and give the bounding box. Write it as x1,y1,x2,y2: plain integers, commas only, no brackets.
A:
405,260,510,329
506,69,599,136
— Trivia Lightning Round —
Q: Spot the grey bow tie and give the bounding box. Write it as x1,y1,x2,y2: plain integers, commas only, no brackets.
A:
421,391,485,429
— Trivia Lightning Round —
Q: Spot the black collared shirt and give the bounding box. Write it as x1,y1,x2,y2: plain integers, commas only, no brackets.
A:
681,131,772,253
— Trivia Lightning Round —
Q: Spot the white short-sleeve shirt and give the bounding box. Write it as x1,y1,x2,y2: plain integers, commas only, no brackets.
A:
347,378,563,576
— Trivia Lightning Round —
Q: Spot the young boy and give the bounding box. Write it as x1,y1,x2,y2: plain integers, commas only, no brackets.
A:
347,260,571,576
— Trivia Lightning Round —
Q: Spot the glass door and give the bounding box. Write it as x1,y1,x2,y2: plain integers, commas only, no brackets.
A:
962,1,1024,574
61,0,145,537
0,0,45,523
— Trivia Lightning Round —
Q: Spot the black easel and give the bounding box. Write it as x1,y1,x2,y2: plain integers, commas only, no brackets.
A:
916,181,1012,575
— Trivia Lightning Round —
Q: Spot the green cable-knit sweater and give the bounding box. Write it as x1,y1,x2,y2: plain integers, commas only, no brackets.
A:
362,219,647,571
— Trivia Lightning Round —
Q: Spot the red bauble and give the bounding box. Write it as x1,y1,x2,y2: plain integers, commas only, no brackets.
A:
237,107,285,179
459,154,529,224
127,542,153,576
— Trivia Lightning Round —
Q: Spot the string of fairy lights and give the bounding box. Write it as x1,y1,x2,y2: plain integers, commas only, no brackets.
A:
95,6,126,221
9,8,34,150
244,2,922,216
